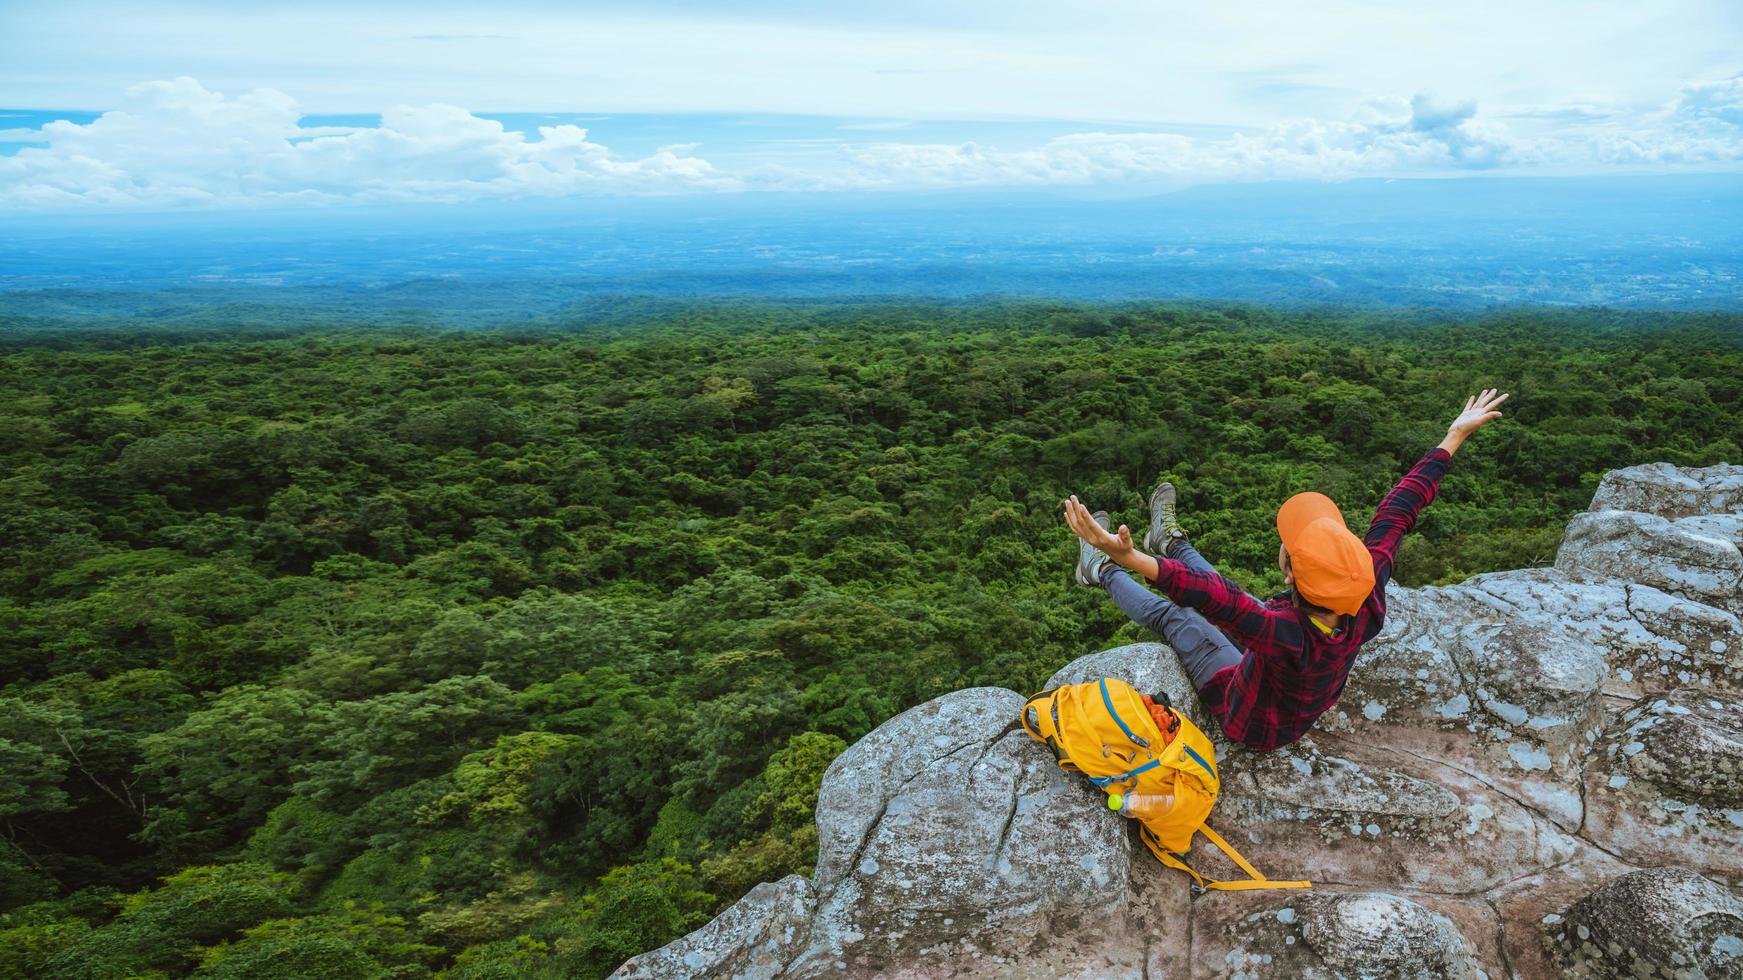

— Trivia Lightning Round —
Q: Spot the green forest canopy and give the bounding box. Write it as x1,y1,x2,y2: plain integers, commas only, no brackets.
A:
2,302,1740,978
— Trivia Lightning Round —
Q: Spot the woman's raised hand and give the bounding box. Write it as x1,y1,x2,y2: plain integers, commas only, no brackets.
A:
1440,388,1510,454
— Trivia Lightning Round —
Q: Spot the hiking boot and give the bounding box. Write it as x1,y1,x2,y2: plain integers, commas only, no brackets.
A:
1145,482,1188,556
1074,510,1116,586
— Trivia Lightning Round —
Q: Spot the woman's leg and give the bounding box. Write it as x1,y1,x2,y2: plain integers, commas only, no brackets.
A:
1100,565,1244,689
1161,536,1217,577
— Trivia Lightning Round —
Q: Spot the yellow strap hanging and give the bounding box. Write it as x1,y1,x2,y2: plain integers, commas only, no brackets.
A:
1195,824,1311,890
1144,825,1312,892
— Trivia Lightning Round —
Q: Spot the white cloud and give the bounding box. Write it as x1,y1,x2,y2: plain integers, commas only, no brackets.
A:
1665,74,1743,142
3,74,1741,210
1568,74,1743,166
0,77,740,209
835,95,1531,188
834,79,1743,189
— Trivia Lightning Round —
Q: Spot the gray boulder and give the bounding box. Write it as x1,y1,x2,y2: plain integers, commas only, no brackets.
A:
793,726,1130,974
1338,579,1609,748
1194,891,1486,979
800,686,1132,969
1330,580,1609,828
1589,462,1743,519
1459,568,1743,697
1297,893,1484,979
1454,619,1607,767
809,687,1033,890
613,875,815,980
1216,734,1578,895
1332,586,1471,729
1044,640,1211,733
1583,689,1743,876
1551,867,1743,979
1677,513,1743,550
1624,688,1743,805
1557,510,1743,613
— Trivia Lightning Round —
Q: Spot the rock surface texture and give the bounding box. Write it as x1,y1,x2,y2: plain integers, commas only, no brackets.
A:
614,463,1743,979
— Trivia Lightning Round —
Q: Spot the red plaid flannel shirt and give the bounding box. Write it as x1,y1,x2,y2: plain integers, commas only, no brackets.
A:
1145,448,1453,750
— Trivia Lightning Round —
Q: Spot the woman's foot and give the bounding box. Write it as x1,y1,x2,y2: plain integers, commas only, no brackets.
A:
1074,510,1116,586
1145,482,1189,556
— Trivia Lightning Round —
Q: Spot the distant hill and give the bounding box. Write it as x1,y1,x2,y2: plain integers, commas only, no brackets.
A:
3,174,1740,315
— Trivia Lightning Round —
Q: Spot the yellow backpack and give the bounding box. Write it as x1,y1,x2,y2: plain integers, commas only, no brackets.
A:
1019,677,1310,892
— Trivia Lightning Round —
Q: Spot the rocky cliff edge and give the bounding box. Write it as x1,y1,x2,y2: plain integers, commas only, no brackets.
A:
615,463,1743,979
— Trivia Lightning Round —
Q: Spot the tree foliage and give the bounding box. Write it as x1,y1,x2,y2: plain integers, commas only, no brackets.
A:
2,302,1740,976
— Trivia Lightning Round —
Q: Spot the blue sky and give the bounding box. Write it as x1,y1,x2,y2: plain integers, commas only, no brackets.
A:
2,0,1741,209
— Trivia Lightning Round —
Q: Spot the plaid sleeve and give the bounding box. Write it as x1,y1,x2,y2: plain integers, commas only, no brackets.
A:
1364,447,1453,585
1145,560,1306,658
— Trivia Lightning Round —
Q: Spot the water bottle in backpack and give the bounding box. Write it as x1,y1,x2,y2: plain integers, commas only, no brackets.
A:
1107,792,1175,821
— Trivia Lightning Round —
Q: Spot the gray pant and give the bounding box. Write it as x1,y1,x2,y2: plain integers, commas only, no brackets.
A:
1101,539,1244,690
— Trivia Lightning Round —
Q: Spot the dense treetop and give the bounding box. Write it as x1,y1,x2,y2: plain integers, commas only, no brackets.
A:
2,302,1739,977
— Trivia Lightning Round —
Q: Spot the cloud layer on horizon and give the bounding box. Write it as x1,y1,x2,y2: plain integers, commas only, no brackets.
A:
0,78,746,209
2,75,1741,210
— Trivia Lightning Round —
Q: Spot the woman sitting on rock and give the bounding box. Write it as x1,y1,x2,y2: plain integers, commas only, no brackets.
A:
1061,389,1510,751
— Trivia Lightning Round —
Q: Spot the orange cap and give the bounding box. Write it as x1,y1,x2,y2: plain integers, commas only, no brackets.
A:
1276,492,1375,617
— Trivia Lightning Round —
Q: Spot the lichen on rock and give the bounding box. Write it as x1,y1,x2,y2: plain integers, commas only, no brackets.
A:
1581,688,1743,877
1549,867,1743,980
1558,509,1743,615
1192,890,1490,980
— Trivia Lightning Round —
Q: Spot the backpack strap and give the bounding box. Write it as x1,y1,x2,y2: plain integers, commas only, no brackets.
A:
1020,689,1074,769
1194,824,1311,891
1019,691,1050,741
1140,825,1311,893
1098,678,1151,748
